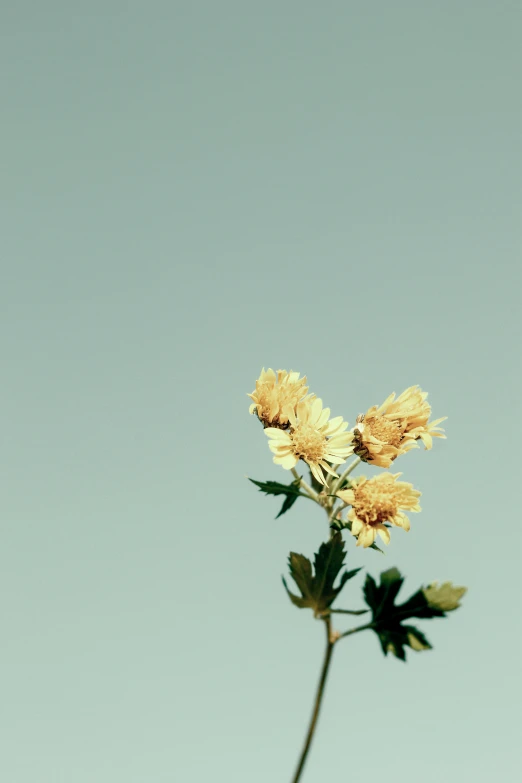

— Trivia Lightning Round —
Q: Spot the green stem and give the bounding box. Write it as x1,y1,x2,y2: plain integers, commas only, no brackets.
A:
339,621,374,639
328,500,347,527
331,456,361,496
291,467,320,503
328,608,368,616
291,618,335,783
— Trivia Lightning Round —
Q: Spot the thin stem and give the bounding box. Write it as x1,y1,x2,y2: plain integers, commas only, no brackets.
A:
328,500,347,527
339,621,374,639
291,467,320,503
291,618,335,783
331,456,361,496
328,608,368,616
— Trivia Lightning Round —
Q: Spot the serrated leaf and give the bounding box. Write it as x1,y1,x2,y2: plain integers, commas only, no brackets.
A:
313,536,347,598
275,491,300,518
362,568,466,661
404,626,432,651
362,573,379,611
283,534,361,616
248,477,308,518
288,552,314,600
282,577,313,609
248,477,303,497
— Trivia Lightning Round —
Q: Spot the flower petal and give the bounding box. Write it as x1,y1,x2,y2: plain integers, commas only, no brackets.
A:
309,461,327,486
274,453,299,469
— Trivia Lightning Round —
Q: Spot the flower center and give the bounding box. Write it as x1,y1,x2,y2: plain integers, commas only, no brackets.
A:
353,482,399,526
291,424,327,463
367,416,403,446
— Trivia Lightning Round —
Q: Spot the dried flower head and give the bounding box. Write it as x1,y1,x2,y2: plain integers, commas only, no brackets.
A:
265,397,354,486
337,472,421,548
353,385,446,467
248,368,309,428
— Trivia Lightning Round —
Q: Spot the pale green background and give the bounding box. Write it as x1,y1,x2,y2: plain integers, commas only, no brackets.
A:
1,2,520,782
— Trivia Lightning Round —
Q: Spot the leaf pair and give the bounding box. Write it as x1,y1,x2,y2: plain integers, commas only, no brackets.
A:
363,568,466,660
282,534,361,617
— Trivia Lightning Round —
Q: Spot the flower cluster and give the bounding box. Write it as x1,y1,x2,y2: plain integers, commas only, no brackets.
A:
248,369,446,547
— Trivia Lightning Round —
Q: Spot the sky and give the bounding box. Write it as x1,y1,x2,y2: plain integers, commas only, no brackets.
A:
1,2,520,782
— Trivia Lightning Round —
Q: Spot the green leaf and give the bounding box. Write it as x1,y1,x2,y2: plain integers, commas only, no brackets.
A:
362,568,466,661
275,491,300,519
248,477,303,497
404,626,432,651
288,553,314,600
283,534,361,616
248,477,308,518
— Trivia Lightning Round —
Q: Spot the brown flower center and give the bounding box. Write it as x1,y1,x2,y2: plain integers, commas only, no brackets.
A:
353,481,398,526
291,424,326,463
258,409,290,429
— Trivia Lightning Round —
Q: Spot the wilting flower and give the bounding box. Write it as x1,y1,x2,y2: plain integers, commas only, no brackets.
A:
336,472,421,548
265,397,354,485
248,368,309,428
352,385,446,467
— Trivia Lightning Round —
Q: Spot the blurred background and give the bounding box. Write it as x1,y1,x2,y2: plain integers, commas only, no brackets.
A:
1,2,520,781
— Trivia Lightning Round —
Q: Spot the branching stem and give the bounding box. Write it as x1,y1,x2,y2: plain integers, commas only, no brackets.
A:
339,621,374,639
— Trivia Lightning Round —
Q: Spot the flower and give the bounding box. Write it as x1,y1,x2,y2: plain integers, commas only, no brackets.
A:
248,368,309,428
353,385,446,467
265,397,354,485
336,472,421,548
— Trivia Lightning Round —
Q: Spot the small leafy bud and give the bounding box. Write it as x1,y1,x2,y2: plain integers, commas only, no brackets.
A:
423,582,467,612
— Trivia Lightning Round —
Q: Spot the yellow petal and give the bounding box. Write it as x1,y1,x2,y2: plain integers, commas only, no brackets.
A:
358,525,376,548
309,398,323,425
265,428,290,441
309,462,327,486
336,489,355,504
419,431,433,450
351,517,363,536
318,460,338,477
275,453,299,469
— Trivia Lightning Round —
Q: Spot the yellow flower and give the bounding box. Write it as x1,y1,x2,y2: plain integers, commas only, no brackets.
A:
248,368,309,428
336,472,421,548
265,397,354,485
353,385,446,467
